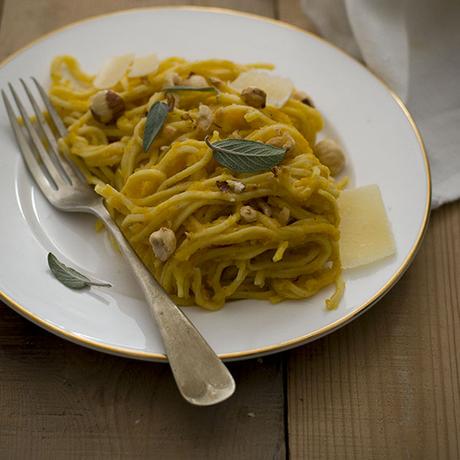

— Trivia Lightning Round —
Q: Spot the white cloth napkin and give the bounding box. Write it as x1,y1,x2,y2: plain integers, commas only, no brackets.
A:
301,0,460,208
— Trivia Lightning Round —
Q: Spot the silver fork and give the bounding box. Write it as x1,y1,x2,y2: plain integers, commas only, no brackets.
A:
2,79,235,406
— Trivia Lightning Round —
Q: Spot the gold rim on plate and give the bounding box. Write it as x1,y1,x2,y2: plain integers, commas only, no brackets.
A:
0,6,432,361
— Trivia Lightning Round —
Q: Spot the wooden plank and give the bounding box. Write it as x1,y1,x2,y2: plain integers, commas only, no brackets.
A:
0,0,4,32
275,7,460,458
286,202,460,459
0,305,285,459
0,1,285,459
0,0,275,61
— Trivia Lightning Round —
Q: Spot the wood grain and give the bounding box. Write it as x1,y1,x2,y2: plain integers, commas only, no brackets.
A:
0,305,285,459
0,1,285,459
274,8,460,457
0,0,275,61
285,204,460,459
0,0,4,32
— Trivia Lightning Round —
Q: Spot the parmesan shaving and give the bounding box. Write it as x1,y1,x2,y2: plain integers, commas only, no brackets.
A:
231,70,294,108
93,53,134,89
339,184,396,268
128,54,160,78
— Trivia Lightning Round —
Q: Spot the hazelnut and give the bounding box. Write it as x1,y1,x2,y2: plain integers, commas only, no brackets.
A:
163,72,181,88
314,139,346,176
266,133,295,151
165,92,178,111
229,130,242,139
182,74,208,88
255,200,272,217
217,180,246,193
90,90,125,124
209,76,223,88
293,89,315,107
227,180,245,193
196,104,213,134
241,87,266,109
149,227,176,262
216,180,231,192
240,205,258,223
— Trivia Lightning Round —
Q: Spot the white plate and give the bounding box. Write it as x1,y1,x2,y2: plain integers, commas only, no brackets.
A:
0,7,430,361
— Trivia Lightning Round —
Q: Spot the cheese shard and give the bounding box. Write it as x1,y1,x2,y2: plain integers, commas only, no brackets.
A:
93,53,134,89
128,54,160,78
231,70,294,108
338,184,396,268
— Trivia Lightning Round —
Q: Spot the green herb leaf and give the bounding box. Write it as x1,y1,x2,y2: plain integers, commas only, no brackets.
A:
143,101,169,152
164,86,217,93
205,137,286,173
48,253,111,290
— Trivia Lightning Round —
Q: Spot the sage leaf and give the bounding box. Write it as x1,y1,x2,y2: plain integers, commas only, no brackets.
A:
48,253,111,290
164,86,217,93
143,101,169,152
205,137,286,173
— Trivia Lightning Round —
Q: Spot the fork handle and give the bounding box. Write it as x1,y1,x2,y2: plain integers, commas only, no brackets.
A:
94,203,235,406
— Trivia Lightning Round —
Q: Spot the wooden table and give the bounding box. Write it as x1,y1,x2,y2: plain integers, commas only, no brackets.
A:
0,1,459,458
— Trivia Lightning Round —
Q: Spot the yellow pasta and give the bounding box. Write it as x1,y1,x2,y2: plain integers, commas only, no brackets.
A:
51,54,343,310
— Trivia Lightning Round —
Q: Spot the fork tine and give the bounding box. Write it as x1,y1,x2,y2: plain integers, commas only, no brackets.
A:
2,89,56,199
30,77,87,184
31,77,67,138
8,82,66,188
19,78,84,186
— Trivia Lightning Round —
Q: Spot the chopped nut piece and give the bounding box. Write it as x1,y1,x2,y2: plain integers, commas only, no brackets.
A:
256,200,272,217
149,228,176,262
209,76,223,87
267,136,283,147
229,130,242,139
182,74,208,87
278,207,290,226
227,180,245,193
216,180,231,193
314,139,346,176
231,70,294,107
196,104,213,134
266,133,295,151
165,92,178,111
240,205,258,223
163,72,181,88
90,90,125,124
216,180,246,193
293,89,315,107
272,166,280,177
241,86,267,109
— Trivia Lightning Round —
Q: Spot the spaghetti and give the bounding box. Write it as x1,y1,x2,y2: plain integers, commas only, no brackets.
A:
50,54,344,310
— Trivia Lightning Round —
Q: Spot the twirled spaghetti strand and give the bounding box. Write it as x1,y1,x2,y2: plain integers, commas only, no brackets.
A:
51,55,344,310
